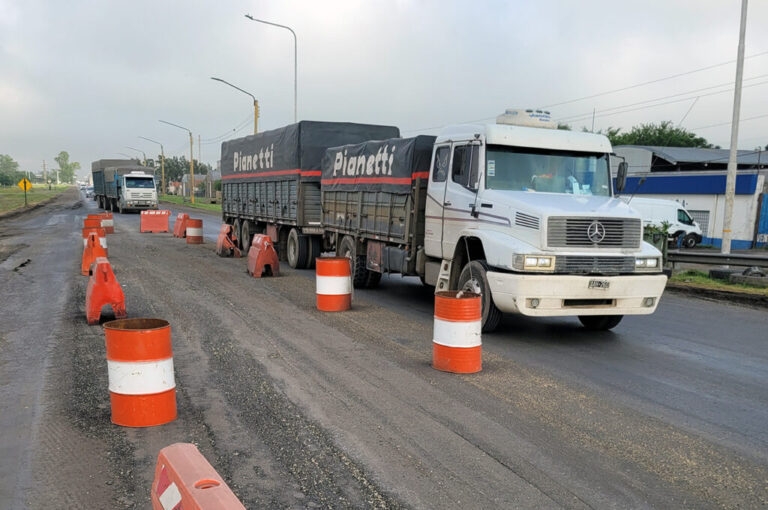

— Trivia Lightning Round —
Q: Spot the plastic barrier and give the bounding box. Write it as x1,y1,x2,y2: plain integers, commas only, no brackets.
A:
215,224,241,258
247,234,279,277
85,257,127,325
151,443,246,510
432,291,482,373
84,217,102,229
140,210,171,233
173,213,190,238
315,257,352,311
101,212,114,234
82,227,108,255
81,231,107,276
186,219,203,244
104,318,176,427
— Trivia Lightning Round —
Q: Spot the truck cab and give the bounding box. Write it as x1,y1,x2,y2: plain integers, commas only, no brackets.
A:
423,109,668,331
115,171,158,213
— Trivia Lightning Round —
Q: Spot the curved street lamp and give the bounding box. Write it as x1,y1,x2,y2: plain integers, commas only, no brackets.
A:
139,136,166,195
159,119,195,203
245,14,297,123
211,77,259,134
125,146,146,166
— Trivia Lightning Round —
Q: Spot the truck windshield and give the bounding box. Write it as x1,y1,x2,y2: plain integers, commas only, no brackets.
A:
485,145,611,196
125,177,154,189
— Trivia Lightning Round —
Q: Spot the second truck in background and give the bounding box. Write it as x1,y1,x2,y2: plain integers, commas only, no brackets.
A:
92,159,158,213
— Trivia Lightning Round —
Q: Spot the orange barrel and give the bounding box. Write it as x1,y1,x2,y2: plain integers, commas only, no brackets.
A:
82,227,108,255
432,291,482,374
103,318,177,427
185,219,203,244
101,212,114,234
315,257,352,311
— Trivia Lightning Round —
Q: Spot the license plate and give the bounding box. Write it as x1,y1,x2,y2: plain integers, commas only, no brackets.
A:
588,279,610,290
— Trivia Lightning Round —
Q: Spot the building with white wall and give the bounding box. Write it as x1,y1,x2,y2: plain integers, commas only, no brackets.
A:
612,146,768,249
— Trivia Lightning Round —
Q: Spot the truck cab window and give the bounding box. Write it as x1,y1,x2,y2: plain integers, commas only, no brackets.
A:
451,145,479,190
432,146,450,183
678,209,694,225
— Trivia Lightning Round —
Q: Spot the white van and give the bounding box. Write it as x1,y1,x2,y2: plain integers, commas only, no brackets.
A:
622,197,702,248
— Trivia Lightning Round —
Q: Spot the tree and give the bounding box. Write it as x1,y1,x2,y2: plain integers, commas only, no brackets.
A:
157,155,212,183
0,154,22,186
606,121,714,148
54,151,81,184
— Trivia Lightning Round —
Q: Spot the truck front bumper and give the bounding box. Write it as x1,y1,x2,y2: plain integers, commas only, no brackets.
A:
487,272,668,317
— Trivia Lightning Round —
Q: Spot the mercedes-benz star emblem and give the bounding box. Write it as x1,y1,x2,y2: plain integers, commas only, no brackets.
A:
587,220,606,243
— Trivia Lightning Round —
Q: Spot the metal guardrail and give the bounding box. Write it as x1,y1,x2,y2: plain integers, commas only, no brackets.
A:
667,250,768,268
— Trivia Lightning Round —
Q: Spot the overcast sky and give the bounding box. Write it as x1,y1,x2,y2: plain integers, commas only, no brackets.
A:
2,0,767,179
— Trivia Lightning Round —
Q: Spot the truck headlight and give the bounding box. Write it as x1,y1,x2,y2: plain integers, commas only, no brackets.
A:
635,257,660,270
514,255,556,272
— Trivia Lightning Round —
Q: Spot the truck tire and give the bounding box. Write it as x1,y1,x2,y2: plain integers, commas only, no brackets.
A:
338,235,369,288
366,271,382,288
457,260,502,333
578,315,623,331
307,236,322,269
287,228,309,269
118,201,124,214
241,221,254,256
232,219,242,250
682,233,697,249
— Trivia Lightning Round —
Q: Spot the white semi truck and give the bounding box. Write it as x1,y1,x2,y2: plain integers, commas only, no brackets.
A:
319,109,667,331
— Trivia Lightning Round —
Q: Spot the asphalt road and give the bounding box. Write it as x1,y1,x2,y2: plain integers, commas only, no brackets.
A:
1,190,766,509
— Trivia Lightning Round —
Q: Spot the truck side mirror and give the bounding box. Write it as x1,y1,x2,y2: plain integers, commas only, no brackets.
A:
616,161,628,192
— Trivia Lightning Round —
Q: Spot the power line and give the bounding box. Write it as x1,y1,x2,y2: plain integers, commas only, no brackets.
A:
691,112,768,130
540,50,768,109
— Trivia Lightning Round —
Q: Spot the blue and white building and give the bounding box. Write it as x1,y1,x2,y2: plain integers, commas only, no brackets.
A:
612,146,768,249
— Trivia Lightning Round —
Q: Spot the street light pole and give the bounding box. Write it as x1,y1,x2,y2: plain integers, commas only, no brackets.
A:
139,136,165,196
160,119,196,204
244,14,297,123
125,146,147,166
211,77,259,134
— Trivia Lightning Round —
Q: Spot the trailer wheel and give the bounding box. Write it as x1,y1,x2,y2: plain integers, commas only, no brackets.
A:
338,235,369,288
578,315,623,331
457,260,502,333
366,271,382,288
240,221,254,256
232,219,242,250
287,228,309,269
307,236,322,269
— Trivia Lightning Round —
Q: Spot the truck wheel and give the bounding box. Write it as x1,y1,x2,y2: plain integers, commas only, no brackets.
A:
232,219,242,249
307,236,322,269
682,233,697,249
458,260,502,333
338,235,369,288
366,271,382,288
118,201,124,214
578,315,623,331
241,221,253,256
287,228,309,269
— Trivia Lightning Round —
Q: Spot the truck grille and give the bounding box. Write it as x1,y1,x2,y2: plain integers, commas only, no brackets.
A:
515,212,540,230
555,256,634,274
547,217,641,248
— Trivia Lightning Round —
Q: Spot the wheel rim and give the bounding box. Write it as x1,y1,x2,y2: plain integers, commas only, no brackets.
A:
288,234,297,265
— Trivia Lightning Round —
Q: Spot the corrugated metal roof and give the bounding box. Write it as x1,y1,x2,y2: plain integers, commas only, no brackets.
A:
615,145,765,165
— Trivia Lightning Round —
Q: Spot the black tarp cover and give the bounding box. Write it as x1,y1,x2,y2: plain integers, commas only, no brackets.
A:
220,121,399,183
321,135,436,192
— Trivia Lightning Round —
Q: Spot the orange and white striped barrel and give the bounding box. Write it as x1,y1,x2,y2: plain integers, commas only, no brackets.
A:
82,227,108,254
185,219,203,244
432,291,482,374
315,257,352,311
103,318,177,427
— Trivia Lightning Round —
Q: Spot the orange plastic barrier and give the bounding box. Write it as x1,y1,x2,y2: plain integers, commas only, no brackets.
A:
247,234,279,277
84,217,102,229
101,212,114,234
315,257,352,311
173,213,190,238
86,258,127,325
215,224,241,258
185,219,203,244
82,227,108,255
140,210,171,233
151,443,246,510
432,291,482,373
104,318,176,427
81,232,107,276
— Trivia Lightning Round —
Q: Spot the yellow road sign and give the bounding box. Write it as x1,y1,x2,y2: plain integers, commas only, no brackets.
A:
17,178,32,192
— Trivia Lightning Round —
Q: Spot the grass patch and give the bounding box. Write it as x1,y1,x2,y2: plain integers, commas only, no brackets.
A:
0,184,71,214
160,194,221,212
670,269,768,296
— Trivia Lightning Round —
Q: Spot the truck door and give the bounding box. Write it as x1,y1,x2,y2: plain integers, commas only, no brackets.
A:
424,145,451,258
441,143,480,260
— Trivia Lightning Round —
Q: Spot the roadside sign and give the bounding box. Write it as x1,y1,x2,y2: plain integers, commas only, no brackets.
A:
17,178,32,192
17,178,31,207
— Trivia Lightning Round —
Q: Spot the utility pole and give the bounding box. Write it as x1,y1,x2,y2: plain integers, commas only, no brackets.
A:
722,0,748,255
42,160,47,183
198,134,203,197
